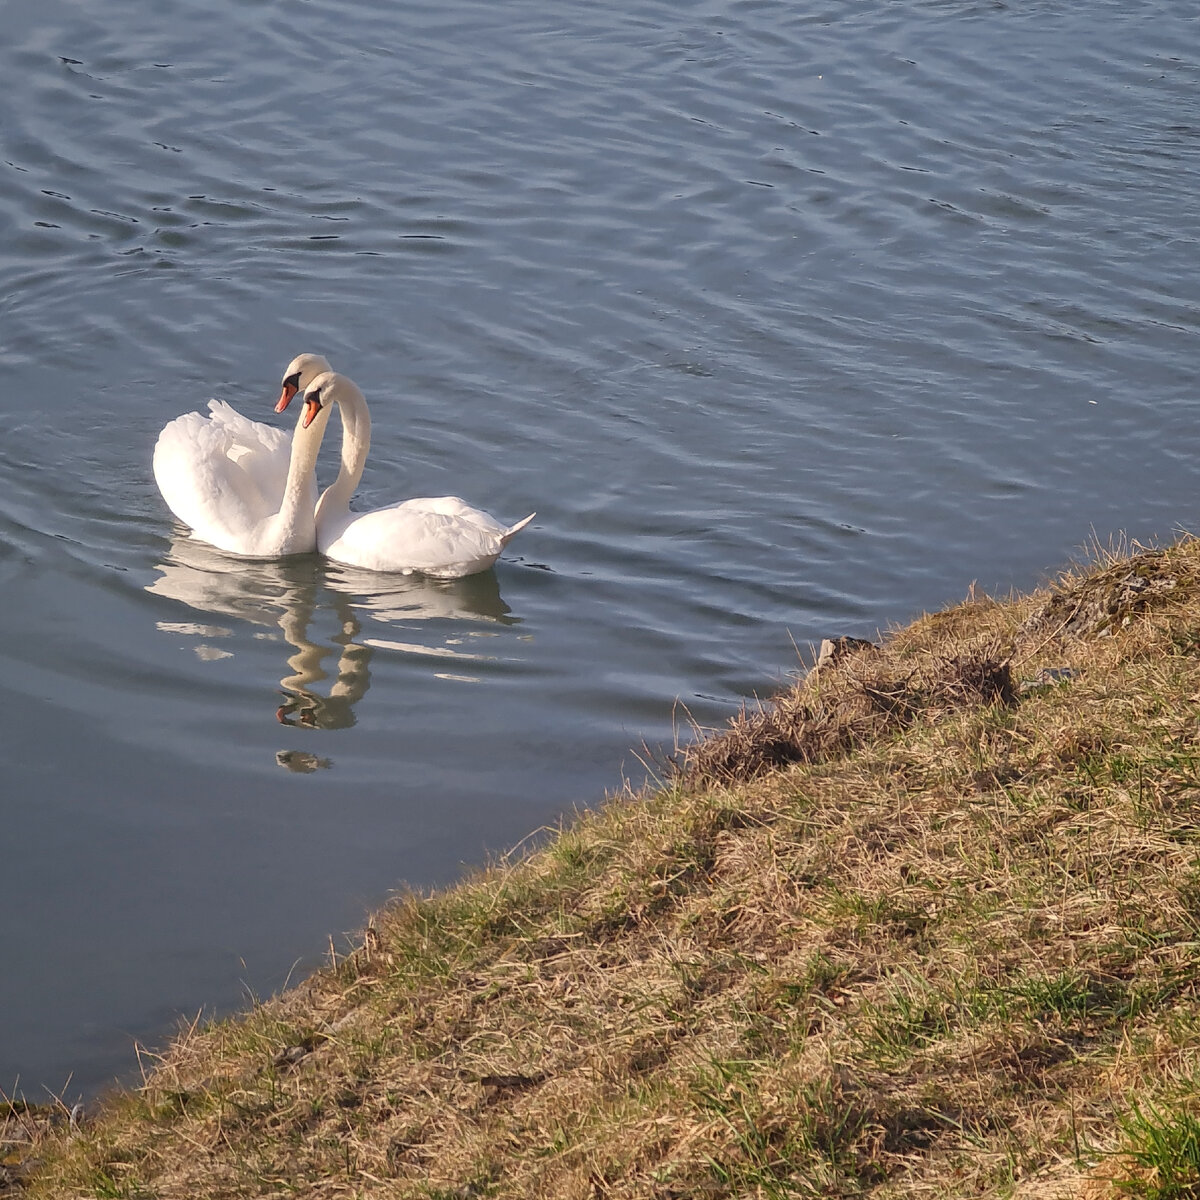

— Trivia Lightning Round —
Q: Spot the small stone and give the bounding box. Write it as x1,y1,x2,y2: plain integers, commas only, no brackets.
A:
272,1044,310,1069
815,636,879,672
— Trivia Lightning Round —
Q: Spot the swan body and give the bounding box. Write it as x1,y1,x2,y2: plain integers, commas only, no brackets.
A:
153,354,333,557
289,369,534,578
320,493,534,577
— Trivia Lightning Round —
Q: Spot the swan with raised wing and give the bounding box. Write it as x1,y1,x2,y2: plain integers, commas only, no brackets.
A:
279,369,534,578
153,354,334,557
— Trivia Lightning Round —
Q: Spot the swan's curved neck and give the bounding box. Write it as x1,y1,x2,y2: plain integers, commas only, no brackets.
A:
275,403,332,547
316,380,372,524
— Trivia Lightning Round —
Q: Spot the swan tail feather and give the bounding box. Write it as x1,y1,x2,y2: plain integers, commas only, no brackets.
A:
500,512,536,546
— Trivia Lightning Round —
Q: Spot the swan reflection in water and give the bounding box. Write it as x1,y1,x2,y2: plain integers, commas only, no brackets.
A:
146,533,520,764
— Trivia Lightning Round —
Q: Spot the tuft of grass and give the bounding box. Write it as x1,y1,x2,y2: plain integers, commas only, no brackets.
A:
1107,1098,1200,1198
676,638,1018,785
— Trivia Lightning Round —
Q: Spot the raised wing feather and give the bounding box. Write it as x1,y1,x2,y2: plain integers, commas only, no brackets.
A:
152,401,300,555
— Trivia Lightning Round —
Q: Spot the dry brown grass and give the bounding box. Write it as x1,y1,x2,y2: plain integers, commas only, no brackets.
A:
676,631,1017,784
14,537,1200,1198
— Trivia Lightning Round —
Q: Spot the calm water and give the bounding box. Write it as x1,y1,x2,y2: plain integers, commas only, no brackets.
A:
2,0,1197,1098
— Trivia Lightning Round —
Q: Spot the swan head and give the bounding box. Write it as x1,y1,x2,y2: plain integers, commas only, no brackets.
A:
298,370,362,429
277,353,333,413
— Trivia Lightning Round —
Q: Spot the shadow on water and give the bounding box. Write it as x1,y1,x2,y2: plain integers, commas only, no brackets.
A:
146,531,521,765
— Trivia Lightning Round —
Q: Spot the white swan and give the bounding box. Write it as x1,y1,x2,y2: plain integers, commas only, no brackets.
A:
153,354,334,557
283,369,534,578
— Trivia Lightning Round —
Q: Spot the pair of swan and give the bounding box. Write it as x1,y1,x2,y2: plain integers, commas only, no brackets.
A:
153,354,534,578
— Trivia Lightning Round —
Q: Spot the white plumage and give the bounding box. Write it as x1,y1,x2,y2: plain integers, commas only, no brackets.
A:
320,492,535,578
153,355,533,577
152,354,334,558
293,369,534,578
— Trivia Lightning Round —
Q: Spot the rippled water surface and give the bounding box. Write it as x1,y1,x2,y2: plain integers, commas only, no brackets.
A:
2,0,1198,1096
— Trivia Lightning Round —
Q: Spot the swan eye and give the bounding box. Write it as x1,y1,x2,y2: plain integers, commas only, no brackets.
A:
284,372,300,389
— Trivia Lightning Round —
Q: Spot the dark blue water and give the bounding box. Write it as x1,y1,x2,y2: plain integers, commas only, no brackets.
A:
1,0,1197,1098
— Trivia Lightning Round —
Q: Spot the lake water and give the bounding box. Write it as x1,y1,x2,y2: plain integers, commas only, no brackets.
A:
2,0,1197,1099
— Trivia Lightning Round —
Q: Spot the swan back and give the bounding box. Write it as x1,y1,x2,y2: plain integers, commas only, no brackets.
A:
322,497,524,577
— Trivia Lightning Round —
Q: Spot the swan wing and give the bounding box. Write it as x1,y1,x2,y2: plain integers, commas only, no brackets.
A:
153,400,302,554
322,496,529,578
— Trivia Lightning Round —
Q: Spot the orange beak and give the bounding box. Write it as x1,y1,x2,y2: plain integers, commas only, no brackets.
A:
302,396,322,429
276,382,298,413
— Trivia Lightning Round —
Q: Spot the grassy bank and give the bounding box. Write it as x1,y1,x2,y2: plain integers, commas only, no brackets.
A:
8,538,1200,1198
